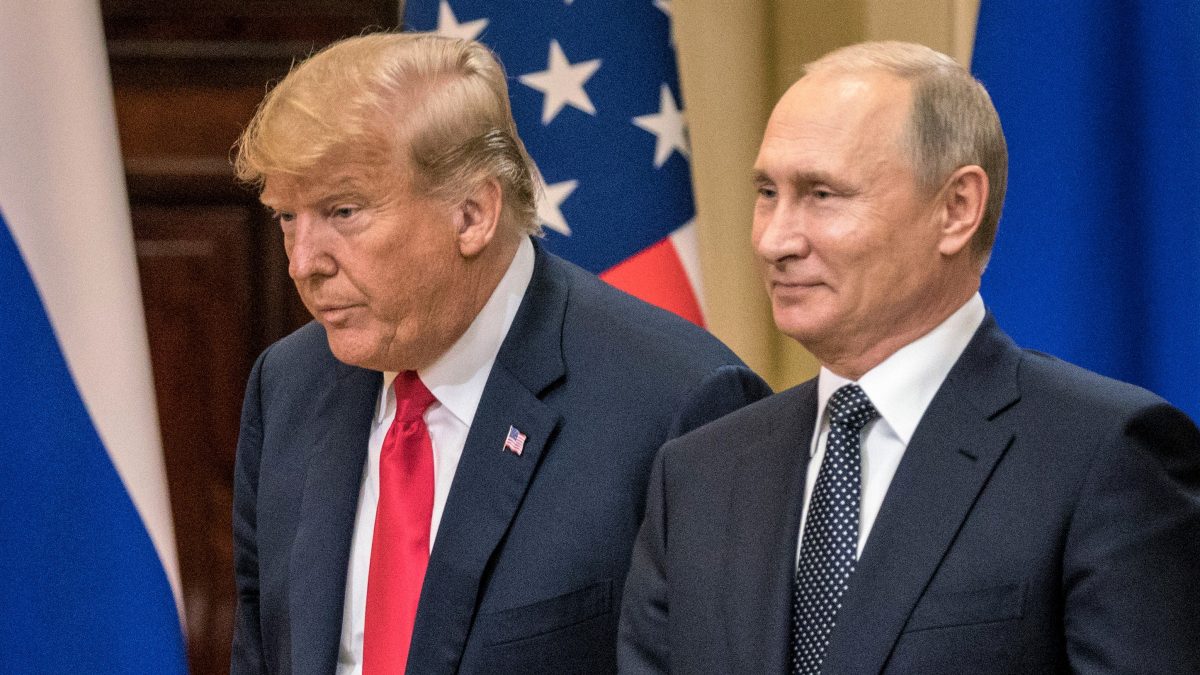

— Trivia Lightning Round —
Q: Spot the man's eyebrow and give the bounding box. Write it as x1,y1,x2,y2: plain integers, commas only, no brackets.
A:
258,177,373,210
751,169,837,188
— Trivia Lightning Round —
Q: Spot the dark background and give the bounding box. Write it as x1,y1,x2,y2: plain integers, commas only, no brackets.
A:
102,2,400,672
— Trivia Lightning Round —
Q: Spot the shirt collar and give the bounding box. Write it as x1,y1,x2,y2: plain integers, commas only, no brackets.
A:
374,237,536,425
812,292,985,454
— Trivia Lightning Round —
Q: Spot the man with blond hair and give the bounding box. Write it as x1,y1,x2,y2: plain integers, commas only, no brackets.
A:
230,32,769,674
618,41,1200,674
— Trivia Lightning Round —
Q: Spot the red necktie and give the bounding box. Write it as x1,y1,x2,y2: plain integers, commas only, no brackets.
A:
363,371,436,674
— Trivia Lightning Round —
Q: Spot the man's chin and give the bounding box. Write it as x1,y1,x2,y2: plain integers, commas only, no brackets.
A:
324,331,380,370
772,309,834,349
326,330,426,372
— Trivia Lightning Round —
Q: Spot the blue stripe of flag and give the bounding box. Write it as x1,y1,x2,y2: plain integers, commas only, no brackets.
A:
0,211,186,673
973,1,1200,422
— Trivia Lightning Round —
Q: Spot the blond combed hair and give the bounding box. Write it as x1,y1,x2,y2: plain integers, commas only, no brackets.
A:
805,41,1008,266
235,32,540,235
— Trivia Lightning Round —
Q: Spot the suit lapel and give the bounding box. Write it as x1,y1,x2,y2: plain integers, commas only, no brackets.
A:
820,316,1022,674
407,242,567,673
723,383,817,674
288,360,380,673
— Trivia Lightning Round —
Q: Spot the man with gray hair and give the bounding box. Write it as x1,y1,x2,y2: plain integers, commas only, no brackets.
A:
230,32,769,674
619,41,1200,674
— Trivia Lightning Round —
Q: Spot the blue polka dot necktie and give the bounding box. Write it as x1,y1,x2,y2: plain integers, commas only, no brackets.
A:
790,383,879,674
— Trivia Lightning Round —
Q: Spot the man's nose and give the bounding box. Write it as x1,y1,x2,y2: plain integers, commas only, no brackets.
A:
286,217,337,280
754,202,811,265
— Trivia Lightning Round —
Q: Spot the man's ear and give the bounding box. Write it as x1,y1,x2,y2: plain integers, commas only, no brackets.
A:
937,165,987,257
455,178,503,258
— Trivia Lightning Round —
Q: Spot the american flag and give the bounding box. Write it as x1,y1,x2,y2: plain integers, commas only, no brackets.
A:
503,425,527,456
404,0,705,325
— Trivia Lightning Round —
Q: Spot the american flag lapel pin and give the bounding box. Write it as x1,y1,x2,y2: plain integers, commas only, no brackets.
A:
503,425,527,456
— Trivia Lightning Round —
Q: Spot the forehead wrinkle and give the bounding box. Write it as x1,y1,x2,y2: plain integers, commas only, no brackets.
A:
790,70,910,135
757,125,854,184
260,163,394,209
761,81,914,192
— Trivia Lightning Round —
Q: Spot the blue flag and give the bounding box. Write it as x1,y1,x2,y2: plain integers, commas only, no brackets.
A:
972,1,1200,421
404,0,706,325
0,3,187,671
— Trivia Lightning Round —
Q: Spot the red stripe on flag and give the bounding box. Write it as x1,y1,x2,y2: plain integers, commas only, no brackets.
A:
600,237,705,327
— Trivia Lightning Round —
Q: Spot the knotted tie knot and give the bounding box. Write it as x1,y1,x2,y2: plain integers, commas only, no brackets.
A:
826,383,878,434
393,370,436,424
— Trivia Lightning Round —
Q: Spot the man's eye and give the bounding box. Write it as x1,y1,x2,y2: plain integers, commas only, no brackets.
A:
756,186,777,199
332,206,357,219
273,212,295,225
813,188,833,200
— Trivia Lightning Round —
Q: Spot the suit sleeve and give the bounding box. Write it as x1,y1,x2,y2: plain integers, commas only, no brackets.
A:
664,364,772,440
617,364,769,673
618,444,673,674
230,349,269,675
1063,402,1200,673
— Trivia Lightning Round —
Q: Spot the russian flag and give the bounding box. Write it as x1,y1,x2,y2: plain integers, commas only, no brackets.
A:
405,1,706,326
0,2,188,671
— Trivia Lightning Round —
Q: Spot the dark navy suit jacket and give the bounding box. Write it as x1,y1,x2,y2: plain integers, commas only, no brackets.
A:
230,242,772,674
619,316,1200,674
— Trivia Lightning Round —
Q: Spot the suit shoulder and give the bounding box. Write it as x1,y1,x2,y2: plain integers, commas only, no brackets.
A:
1011,349,1200,457
550,253,745,372
1017,349,1170,415
257,321,333,372
661,382,815,459
252,320,346,401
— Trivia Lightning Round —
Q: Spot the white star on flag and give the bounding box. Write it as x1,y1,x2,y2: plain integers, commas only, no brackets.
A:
535,170,579,236
435,0,488,41
519,40,602,125
633,83,690,168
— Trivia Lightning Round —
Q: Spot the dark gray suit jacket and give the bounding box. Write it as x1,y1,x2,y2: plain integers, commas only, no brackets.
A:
230,243,772,674
619,316,1200,674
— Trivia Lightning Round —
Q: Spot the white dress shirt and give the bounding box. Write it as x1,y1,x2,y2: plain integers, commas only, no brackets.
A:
797,293,986,562
336,238,535,674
